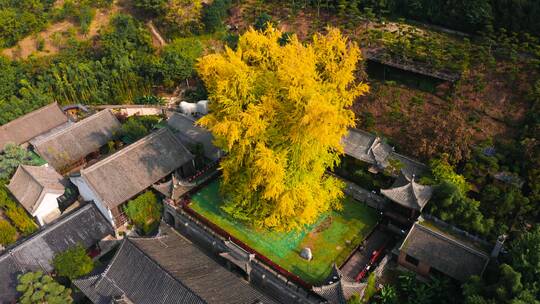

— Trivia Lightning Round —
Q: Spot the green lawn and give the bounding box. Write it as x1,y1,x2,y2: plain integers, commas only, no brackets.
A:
189,179,379,284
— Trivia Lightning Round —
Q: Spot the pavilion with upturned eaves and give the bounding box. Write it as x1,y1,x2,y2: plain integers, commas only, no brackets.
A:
380,170,433,219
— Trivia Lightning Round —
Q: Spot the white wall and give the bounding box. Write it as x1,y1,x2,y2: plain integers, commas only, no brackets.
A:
70,176,114,226
121,108,162,117
33,192,61,226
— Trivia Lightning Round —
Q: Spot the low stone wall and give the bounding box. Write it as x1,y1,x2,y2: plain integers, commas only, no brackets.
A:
341,178,387,210
163,204,325,304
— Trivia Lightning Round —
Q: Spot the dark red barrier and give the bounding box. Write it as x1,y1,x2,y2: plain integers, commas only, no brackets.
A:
183,204,311,289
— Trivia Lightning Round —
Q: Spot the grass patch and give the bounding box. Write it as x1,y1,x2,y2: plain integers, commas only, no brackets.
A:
189,179,379,284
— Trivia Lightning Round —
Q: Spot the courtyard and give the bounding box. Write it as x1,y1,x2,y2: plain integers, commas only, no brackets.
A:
189,179,379,284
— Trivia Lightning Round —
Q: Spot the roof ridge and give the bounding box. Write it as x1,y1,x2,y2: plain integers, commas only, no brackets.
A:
414,222,489,258
9,204,93,253
0,103,63,130
390,151,426,168
34,110,114,145
19,165,56,188
18,165,47,192
81,128,169,175
98,238,127,285
170,112,197,123
409,179,421,208
123,237,206,303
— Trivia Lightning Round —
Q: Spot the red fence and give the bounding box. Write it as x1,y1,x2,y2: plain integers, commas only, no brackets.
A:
183,204,312,289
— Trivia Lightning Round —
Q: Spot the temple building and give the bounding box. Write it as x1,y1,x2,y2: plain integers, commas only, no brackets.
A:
7,165,67,225
0,103,69,151
75,224,277,304
398,217,490,282
31,109,121,172
70,128,195,228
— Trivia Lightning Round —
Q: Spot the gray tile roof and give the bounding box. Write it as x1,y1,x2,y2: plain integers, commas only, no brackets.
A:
380,171,433,211
400,220,490,282
167,113,221,161
32,110,121,171
0,255,22,303
80,128,194,209
342,129,428,177
342,129,391,168
7,165,65,213
0,203,114,303
0,103,68,151
312,265,365,304
76,225,277,304
75,240,205,304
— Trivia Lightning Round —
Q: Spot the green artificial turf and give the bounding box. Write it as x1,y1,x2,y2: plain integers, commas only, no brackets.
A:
189,179,379,284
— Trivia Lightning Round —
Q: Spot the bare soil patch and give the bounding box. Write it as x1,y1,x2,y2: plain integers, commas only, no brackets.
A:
1,0,130,60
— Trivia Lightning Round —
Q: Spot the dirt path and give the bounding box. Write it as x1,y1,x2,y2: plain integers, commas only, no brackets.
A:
147,20,167,48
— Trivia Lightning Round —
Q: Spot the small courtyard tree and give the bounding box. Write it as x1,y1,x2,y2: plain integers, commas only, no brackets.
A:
16,271,73,304
53,244,94,280
197,26,369,231
124,191,162,235
0,144,42,180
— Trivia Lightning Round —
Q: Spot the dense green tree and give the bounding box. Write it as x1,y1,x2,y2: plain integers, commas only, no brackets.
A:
124,191,162,235
429,181,494,236
381,271,459,304
509,226,540,284
159,37,203,88
133,0,166,17
0,144,42,179
120,117,151,143
53,244,94,280
463,264,539,304
201,0,231,33
424,154,470,194
16,271,72,304
118,115,160,143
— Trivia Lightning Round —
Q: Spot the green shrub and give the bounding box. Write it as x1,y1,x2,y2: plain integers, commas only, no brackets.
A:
159,37,203,88
0,144,43,180
0,220,17,246
134,95,165,105
124,191,162,235
202,0,231,33
119,115,161,143
253,12,273,31
78,5,95,34
0,185,38,236
53,244,94,279
36,36,45,51
5,205,38,236
17,271,73,303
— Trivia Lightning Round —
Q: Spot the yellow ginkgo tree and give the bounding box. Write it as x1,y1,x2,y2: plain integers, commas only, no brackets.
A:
197,26,369,231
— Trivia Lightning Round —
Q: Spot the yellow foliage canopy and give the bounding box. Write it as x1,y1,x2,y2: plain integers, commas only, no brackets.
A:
197,27,369,231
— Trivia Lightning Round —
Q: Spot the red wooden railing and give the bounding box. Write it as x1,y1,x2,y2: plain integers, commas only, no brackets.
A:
183,204,312,289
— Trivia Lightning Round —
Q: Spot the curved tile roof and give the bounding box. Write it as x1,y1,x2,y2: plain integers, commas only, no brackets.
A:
32,110,121,171
400,220,490,282
8,165,65,213
80,128,193,209
381,171,433,211
0,103,68,151
76,224,277,304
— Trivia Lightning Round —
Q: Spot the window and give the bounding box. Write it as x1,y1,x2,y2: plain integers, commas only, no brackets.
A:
405,254,419,266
